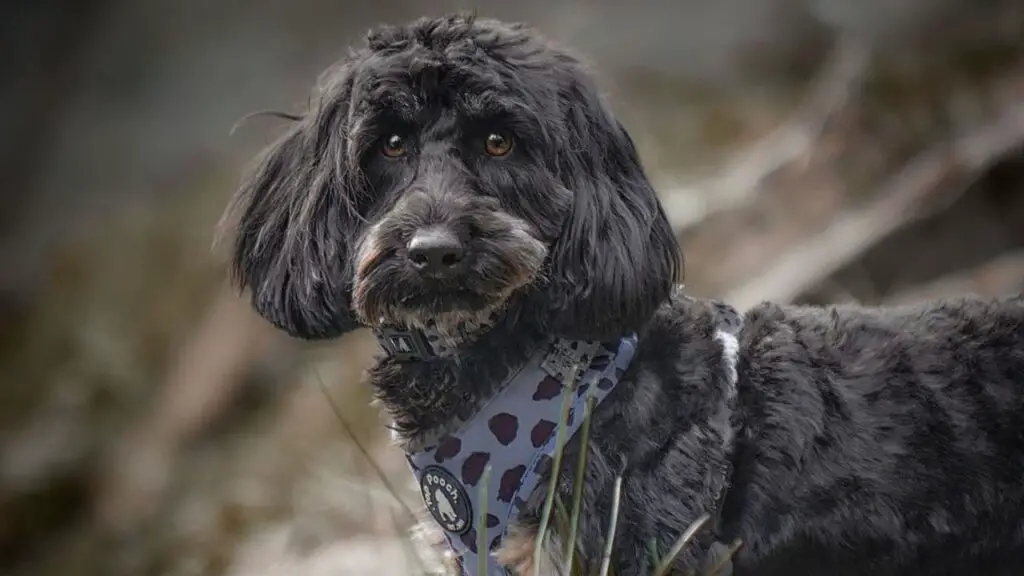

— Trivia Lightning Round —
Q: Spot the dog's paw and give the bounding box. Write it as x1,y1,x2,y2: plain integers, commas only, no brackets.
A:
702,540,737,576
409,519,462,575
495,525,564,576
494,528,537,575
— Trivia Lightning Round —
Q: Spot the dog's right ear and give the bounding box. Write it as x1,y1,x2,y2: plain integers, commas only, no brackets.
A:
219,68,362,340
540,64,682,341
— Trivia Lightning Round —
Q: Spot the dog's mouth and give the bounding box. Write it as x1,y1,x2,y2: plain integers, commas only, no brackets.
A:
351,214,547,331
393,285,500,316
351,256,542,330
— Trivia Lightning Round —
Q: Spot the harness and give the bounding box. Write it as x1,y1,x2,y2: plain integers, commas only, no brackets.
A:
373,299,742,576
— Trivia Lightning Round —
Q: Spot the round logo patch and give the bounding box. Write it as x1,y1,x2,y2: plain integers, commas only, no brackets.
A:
420,465,472,535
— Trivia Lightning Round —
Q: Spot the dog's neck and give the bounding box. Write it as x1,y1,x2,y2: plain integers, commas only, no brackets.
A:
372,309,506,361
369,306,554,451
370,301,639,576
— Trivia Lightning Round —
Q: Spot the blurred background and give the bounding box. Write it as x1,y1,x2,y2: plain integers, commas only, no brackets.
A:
1,1,1023,574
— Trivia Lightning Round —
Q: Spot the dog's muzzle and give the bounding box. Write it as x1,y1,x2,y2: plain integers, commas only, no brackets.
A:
351,193,548,328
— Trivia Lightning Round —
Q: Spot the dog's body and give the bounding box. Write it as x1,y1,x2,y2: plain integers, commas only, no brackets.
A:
636,294,1024,576
221,14,1024,575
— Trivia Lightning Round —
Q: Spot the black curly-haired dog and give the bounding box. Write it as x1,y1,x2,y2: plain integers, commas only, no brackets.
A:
222,14,1024,576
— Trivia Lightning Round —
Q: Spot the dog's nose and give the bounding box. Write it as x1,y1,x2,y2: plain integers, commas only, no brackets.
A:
407,228,465,274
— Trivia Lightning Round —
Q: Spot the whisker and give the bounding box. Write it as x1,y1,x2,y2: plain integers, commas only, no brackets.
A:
230,109,304,135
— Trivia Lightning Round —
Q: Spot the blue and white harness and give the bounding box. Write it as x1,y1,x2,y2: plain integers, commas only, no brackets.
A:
373,300,742,576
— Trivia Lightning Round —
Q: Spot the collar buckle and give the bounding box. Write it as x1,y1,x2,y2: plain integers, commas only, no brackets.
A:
374,327,434,362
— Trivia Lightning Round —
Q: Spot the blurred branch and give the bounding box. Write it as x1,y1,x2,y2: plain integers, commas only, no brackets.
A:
95,287,283,533
662,37,870,231
727,100,1024,310
886,250,1024,305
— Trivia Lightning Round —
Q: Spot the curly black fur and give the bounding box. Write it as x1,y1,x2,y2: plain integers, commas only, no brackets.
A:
222,13,678,344
222,14,1024,576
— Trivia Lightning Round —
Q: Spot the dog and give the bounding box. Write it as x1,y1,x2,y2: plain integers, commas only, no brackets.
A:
221,13,1024,576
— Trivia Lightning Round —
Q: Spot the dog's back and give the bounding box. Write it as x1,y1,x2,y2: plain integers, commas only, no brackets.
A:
727,294,1024,575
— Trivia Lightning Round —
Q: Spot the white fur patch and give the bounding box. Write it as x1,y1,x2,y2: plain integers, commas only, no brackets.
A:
713,329,740,396
712,329,741,450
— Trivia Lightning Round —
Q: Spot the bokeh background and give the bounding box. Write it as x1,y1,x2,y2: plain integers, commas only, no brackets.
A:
2,1,1023,574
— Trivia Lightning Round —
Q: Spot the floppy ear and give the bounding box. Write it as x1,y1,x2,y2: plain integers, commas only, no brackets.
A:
221,69,362,340
543,70,682,340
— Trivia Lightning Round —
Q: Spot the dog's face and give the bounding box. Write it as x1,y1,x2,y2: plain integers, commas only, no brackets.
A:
224,15,681,342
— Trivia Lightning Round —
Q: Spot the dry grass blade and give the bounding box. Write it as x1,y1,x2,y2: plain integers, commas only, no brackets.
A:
314,369,437,575
598,476,624,576
533,363,581,576
707,539,744,576
554,496,573,535
314,368,435,573
563,391,598,574
650,513,712,576
311,367,421,524
553,495,590,565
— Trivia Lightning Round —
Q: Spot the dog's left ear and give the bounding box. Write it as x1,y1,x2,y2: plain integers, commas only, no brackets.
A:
219,67,362,340
543,69,682,340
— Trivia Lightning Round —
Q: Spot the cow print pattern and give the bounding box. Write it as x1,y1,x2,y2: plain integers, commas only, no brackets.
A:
498,465,527,502
489,413,519,445
531,420,556,447
462,452,490,486
435,435,462,463
461,528,479,554
533,375,562,400
406,336,637,576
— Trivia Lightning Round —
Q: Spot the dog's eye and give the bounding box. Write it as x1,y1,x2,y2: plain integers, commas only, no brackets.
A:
484,132,514,157
382,134,407,158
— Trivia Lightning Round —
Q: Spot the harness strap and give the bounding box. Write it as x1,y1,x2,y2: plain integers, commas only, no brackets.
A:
404,336,637,575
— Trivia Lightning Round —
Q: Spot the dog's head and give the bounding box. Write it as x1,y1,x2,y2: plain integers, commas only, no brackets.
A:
223,14,681,342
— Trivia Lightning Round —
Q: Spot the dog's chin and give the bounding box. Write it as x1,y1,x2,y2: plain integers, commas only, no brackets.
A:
353,266,539,336
396,288,500,315
391,287,509,328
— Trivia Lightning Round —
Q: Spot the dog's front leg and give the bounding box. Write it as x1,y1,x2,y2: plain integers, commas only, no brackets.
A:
611,470,727,575
495,521,565,576
495,446,729,575
495,490,723,576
